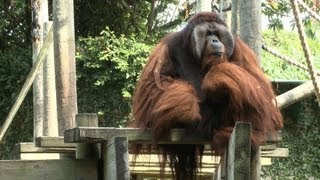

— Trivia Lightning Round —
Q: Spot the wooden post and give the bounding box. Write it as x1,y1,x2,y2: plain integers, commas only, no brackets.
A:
75,113,99,159
196,0,212,12
43,21,58,137
239,0,262,62
250,147,261,180
103,137,130,180
227,122,251,180
53,0,78,135
31,0,44,141
214,149,227,179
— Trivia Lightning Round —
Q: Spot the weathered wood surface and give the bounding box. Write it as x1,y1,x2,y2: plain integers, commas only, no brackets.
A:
15,142,74,154
14,142,74,160
36,136,75,148
214,150,227,180
250,147,261,180
227,122,251,180
103,137,130,180
64,127,280,144
130,155,271,177
0,159,98,180
276,80,318,108
261,147,289,158
33,135,288,158
75,113,99,159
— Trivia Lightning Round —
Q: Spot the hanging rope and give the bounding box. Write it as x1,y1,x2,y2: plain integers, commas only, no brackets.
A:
262,44,320,76
296,0,320,22
290,0,320,106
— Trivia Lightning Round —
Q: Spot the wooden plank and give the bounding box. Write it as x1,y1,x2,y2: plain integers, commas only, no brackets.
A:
261,148,289,158
276,80,317,108
19,153,60,160
35,136,75,148
214,150,227,180
65,127,210,144
14,142,75,160
227,122,251,180
0,159,98,180
103,137,130,180
75,113,99,159
64,127,280,144
15,142,75,153
35,136,286,157
250,147,261,180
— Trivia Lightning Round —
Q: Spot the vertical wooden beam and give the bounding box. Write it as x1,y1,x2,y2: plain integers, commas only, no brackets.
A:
103,137,130,180
231,0,240,36
31,0,44,141
75,113,99,159
43,21,58,137
250,147,261,180
239,0,262,62
196,0,212,12
220,0,232,28
214,150,227,180
227,122,251,180
53,0,78,135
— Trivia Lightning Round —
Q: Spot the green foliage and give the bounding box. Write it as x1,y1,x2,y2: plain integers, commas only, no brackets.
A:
76,27,152,127
74,0,183,41
262,0,320,39
0,47,33,159
263,96,320,179
262,0,290,31
0,0,31,50
262,30,320,80
262,30,320,178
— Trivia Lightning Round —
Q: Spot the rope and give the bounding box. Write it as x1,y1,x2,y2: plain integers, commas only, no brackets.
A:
290,0,320,106
296,0,320,22
262,44,320,76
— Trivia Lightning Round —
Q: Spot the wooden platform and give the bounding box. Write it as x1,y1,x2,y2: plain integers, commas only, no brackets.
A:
0,159,98,180
63,127,281,144
9,117,288,180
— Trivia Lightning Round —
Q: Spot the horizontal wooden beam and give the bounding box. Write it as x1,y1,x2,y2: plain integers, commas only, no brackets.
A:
35,136,75,148
0,159,98,180
261,148,289,158
15,142,75,153
64,127,281,144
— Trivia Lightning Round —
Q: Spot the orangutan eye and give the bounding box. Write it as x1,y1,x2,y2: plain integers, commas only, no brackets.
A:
205,30,214,36
206,30,218,37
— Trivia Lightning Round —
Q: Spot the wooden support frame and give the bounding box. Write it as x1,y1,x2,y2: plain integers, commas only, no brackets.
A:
63,116,287,179
103,137,130,180
228,122,251,179
214,122,252,180
64,127,280,144
0,159,98,180
75,113,99,159
213,123,275,180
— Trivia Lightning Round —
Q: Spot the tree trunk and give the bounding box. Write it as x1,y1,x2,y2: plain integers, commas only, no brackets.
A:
31,0,44,140
220,0,232,28
43,21,58,137
196,0,212,12
239,0,262,62
238,0,262,179
231,0,240,36
232,0,262,180
147,0,157,36
53,0,78,135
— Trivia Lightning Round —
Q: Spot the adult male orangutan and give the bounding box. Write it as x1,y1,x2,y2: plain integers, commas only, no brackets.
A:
128,12,283,179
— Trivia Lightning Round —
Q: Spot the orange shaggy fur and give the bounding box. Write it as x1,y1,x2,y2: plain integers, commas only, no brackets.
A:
128,12,283,180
